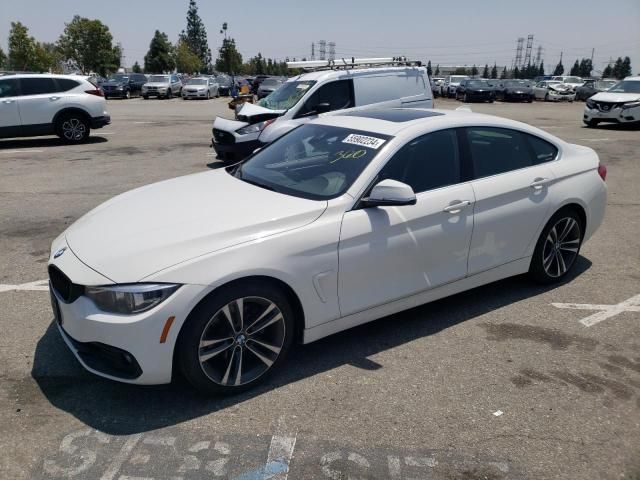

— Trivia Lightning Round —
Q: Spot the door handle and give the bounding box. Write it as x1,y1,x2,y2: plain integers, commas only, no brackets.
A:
443,200,472,214
49,96,60,101
529,177,549,190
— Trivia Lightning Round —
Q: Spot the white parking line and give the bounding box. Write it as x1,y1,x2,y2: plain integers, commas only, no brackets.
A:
133,121,155,124
97,132,116,135
552,293,640,326
0,279,49,293
0,149,44,154
578,138,611,141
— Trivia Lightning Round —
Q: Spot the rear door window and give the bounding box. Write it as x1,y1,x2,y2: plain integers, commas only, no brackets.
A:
20,77,58,95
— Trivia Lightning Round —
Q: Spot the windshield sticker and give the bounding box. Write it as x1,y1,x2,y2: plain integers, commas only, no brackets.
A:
329,149,367,164
342,134,386,150
296,84,311,90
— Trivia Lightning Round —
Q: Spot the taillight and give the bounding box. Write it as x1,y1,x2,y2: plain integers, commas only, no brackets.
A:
85,88,104,97
597,163,607,181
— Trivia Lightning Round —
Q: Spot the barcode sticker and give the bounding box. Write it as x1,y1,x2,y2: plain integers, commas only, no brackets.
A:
342,134,386,150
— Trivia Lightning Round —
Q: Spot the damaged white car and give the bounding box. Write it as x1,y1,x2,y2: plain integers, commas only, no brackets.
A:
533,80,576,102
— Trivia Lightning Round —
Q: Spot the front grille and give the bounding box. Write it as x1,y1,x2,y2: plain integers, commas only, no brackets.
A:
213,129,235,145
48,265,84,303
103,86,115,91
594,101,621,111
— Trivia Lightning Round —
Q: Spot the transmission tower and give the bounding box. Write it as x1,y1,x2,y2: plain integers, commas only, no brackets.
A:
514,37,524,70
524,34,534,68
534,45,543,66
318,40,326,61
328,42,336,61
311,42,315,61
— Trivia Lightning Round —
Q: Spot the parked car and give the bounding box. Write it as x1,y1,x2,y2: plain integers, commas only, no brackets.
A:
575,79,617,101
212,62,433,161
182,77,219,100
216,75,233,96
533,81,575,102
583,76,640,127
142,74,182,99
455,79,494,102
48,107,607,394
444,75,470,98
494,79,534,102
551,76,585,90
102,73,147,99
257,77,285,99
252,75,270,94
430,77,445,97
0,74,109,143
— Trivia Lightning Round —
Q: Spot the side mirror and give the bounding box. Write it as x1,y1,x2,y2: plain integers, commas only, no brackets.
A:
313,102,331,114
362,179,417,208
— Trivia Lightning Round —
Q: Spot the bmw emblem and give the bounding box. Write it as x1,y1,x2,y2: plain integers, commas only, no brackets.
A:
53,247,67,259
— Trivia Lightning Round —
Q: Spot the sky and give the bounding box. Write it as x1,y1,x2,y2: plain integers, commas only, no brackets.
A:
1,0,639,75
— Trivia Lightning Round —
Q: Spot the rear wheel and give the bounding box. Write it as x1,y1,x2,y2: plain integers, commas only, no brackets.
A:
529,208,583,284
177,281,295,395
56,113,90,144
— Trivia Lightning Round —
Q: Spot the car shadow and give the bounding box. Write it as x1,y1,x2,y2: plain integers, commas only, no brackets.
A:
583,122,640,131
31,257,591,435
0,136,108,149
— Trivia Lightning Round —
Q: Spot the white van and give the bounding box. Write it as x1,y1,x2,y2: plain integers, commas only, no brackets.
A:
211,60,433,161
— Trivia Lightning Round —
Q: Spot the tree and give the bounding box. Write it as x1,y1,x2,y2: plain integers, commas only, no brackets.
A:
500,67,507,79
620,56,632,78
426,60,432,76
0,46,6,69
471,64,478,76
174,39,202,74
482,64,489,78
33,42,62,72
513,66,520,79
132,61,142,73
539,61,545,76
7,22,36,71
144,30,174,73
57,16,120,75
215,37,242,74
453,67,468,75
181,0,211,72
578,58,592,77
553,60,564,76
602,64,613,78
569,59,580,76
434,64,440,76
490,63,498,79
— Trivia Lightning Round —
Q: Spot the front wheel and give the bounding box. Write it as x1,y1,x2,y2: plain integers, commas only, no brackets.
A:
166,89,172,99
463,93,468,103
177,281,295,395
529,209,583,284
56,113,90,143
124,90,131,99
584,119,599,128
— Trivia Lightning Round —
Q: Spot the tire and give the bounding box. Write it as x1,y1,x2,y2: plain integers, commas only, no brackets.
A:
584,119,599,128
545,93,549,102
463,93,468,103
206,91,210,100
177,280,295,395
124,90,131,99
166,89,172,99
529,208,583,284
142,95,148,100
55,113,90,144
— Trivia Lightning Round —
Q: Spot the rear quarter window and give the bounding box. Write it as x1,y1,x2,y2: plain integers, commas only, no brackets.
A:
354,72,427,106
526,134,558,164
55,78,80,92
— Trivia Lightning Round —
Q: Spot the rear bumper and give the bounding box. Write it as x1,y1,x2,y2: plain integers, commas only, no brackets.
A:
90,115,111,129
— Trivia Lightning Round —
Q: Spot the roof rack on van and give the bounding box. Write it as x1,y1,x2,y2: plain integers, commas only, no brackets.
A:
287,57,422,71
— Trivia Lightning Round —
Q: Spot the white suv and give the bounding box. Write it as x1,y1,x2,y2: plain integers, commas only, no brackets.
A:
0,74,110,143
583,76,640,127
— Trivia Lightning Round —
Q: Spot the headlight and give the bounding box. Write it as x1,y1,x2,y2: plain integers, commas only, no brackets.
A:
586,99,596,108
159,87,167,91
236,119,274,135
84,284,180,314
117,86,124,90
622,101,640,109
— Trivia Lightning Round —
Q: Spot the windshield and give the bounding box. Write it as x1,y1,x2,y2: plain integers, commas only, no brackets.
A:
564,77,582,83
608,80,640,94
450,76,467,83
215,76,230,85
187,79,208,85
261,79,281,87
597,80,617,90
108,75,128,82
233,124,392,200
258,80,316,110
149,75,169,83
468,80,489,87
505,80,531,87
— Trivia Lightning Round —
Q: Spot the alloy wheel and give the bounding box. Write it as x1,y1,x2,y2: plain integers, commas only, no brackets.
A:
198,296,286,386
61,118,86,141
541,217,581,278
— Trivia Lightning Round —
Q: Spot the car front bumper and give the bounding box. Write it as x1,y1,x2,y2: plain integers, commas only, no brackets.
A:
48,246,207,385
583,105,640,124
547,91,575,102
182,90,209,98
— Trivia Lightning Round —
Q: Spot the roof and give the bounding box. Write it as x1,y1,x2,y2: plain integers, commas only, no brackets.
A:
288,65,426,83
338,109,444,123
624,76,640,81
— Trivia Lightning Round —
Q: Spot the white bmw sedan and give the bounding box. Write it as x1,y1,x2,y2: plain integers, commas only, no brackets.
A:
48,108,607,394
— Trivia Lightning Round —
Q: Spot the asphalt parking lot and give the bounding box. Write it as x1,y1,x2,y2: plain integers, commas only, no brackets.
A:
1,96,639,480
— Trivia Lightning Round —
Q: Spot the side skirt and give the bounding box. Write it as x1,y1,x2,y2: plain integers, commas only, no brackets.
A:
302,257,531,344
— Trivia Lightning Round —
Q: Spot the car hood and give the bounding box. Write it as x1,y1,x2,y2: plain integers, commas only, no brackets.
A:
236,102,286,123
549,84,573,92
144,82,170,87
590,92,640,103
506,86,533,93
65,170,327,282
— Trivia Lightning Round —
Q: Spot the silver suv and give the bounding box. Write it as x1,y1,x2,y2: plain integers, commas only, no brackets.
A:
142,74,182,99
